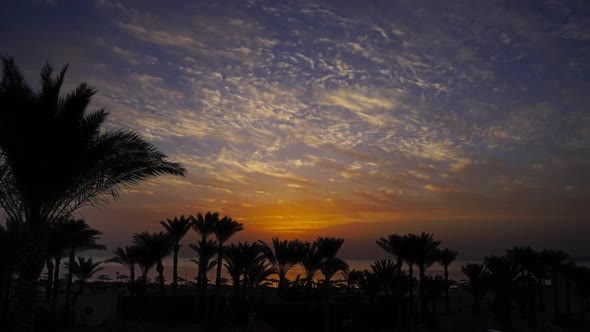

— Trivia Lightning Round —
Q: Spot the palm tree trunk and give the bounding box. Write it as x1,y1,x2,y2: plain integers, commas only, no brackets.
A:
394,262,402,332
323,277,331,332
172,244,179,296
444,267,450,314
63,249,75,323
129,266,135,296
157,260,165,296
538,276,545,310
13,231,46,332
51,255,61,314
552,270,559,317
45,258,54,303
565,279,571,315
408,263,415,331
419,265,427,320
214,246,223,318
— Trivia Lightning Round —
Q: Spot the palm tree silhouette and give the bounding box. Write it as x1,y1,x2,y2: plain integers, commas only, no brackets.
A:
160,215,192,296
484,255,518,328
260,238,302,298
223,243,244,300
108,246,139,295
369,259,397,297
62,219,105,321
67,257,103,295
300,241,323,294
190,212,219,322
376,234,406,329
461,263,488,314
316,237,347,332
189,239,218,288
46,218,70,313
422,275,446,326
506,246,538,320
541,249,571,318
133,231,173,295
0,57,186,330
212,216,243,316
0,221,21,321
407,233,440,320
437,248,458,314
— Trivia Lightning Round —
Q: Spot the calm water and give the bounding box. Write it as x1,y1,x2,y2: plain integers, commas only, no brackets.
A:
48,258,480,284
46,257,590,285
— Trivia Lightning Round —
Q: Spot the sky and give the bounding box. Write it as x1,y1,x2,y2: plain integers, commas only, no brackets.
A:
1,0,589,259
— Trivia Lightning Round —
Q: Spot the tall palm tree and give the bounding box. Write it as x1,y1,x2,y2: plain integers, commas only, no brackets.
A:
191,212,219,295
461,263,487,314
259,238,302,296
300,241,323,293
422,275,446,325
46,218,70,312
63,219,105,320
316,237,346,332
67,257,103,295
484,255,518,328
191,212,219,323
541,249,571,318
108,246,139,295
437,248,458,314
506,246,538,320
160,215,192,295
0,221,21,321
376,233,406,329
212,216,243,315
407,232,440,319
0,57,186,330
133,231,173,295
189,239,218,289
223,243,244,300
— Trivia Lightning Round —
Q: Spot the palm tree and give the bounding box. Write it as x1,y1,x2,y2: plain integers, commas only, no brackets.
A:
189,239,218,289
541,249,571,318
484,255,518,328
437,248,458,314
259,238,302,296
369,259,397,296
223,243,244,300
407,233,440,319
461,263,487,314
0,57,186,330
316,237,346,332
506,246,538,320
133,231,173,295
191,212,219,322
422,275,446,326
0,221,21,321
300,241,323,293
160,215,192,295
212,216,243,315
63,219,106,320
67,257,103,295
108,246,139,295
376,234,406,329
46,218,70,312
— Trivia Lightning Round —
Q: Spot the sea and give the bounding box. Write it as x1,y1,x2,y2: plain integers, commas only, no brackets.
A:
47,258,484,284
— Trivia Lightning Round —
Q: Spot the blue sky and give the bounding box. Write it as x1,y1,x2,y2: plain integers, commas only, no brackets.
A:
1,0,589,259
